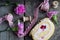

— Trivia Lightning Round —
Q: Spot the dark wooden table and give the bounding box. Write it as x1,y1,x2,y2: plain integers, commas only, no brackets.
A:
0,0,60,40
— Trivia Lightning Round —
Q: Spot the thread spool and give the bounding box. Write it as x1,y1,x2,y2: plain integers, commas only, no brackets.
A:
23,16,32,22
52,1,59,8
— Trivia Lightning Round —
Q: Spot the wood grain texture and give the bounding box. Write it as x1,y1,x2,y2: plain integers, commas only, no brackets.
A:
0,0,60,40
0,0,24,40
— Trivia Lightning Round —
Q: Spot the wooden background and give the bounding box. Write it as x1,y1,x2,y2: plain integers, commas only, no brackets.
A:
0,0,60,40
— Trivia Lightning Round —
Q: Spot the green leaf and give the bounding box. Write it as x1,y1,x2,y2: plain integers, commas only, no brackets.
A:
15,2,18,5
52,15,58,24
12,27,18,32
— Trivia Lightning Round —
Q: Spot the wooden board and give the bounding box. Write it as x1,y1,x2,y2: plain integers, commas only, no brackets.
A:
0,0,60,40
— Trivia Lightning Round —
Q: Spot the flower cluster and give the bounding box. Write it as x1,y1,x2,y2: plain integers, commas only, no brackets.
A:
14,4,25,15
0,0,59,38
47,11,58,19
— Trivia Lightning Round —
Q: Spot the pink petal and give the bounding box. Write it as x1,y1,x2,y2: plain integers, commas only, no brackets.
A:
47,11,58,19
5,14,14,27
17,20,24,37
15,4,26,15
40,0,49,12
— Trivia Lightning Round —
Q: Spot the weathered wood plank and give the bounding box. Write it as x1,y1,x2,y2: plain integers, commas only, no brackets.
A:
0,0,24,40
0,0,60,40
0,31,9,40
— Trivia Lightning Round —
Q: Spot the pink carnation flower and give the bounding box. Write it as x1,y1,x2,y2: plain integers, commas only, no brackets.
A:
40,0,49,12
5,13,13,27
47,11,58,19
15,4,25,15
17,20,24,37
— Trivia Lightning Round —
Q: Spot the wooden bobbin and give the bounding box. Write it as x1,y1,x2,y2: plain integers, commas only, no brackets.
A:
23,16,32,22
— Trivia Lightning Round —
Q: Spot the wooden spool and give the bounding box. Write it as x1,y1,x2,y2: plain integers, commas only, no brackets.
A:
23,16,32,22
